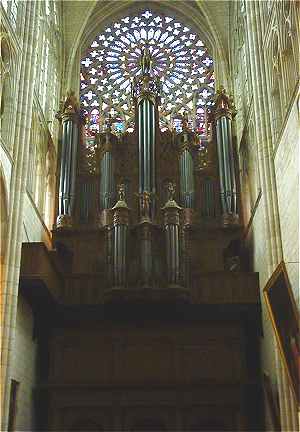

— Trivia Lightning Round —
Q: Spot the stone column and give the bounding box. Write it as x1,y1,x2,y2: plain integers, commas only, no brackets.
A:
245,1,282,272
245,2,298,429
1,1,41,429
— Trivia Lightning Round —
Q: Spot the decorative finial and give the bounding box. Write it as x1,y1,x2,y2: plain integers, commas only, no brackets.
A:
166,181,176,201
117,183,126,202
105,114,113,132
161,181,182,211
63,90,79,114
111,183,129,210
140,46,153,75
139,191,151,221
182,111,189,131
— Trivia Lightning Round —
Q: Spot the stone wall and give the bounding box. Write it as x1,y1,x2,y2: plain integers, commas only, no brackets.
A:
274,99,299,304
230,1,299,430
22,192,52,248
11,295,37,431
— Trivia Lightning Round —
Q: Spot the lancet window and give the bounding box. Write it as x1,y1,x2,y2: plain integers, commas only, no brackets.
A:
1,0,19,31
80,9,215,137
35,0,61,136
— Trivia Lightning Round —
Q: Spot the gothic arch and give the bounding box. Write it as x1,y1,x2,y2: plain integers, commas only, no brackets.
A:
65,1,229,92
0,32,18,150
0,163,9,266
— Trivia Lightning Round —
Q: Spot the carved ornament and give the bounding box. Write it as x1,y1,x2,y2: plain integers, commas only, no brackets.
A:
56,90,80,123
213,86,237,121
112,207,130,226
56,214,73,229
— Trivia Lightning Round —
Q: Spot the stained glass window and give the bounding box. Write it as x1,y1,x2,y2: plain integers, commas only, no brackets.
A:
80,9,215,135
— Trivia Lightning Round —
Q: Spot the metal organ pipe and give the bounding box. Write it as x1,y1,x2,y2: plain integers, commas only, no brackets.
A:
138,98,155,199
179,147,195,209
111,185,130,288
57,98,79,228
214,88,238,220
162,183,182,287
216,116,237,215
100,150,115,210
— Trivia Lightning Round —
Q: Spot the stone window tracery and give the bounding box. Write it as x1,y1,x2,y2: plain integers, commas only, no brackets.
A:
1,0,19,31
35,0,61,137
80,9,215,136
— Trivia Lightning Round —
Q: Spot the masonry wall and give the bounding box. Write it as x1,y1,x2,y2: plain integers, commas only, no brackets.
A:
22,192,52,248
11,295,37,431
230,1,299,430
274,99,299,304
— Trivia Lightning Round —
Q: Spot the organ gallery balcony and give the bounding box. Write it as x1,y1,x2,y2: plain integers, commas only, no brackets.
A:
20,242,259,308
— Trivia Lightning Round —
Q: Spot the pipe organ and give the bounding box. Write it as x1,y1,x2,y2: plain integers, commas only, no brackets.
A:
26,24,262,432
56,91,80,228
213,86,238,224
54,63,240,299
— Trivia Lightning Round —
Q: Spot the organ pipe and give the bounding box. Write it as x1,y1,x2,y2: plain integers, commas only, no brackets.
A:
56,91,80,229
111,184,130,288
178,122,195,209
213,87,238,222
99,130,115,210
162,182,182,287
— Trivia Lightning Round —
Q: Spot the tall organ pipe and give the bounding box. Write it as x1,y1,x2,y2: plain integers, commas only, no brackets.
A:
214,89,238,218
216,115,237,215
179,148,195,208
162,200,182,287
111,196,130,288
57,108,79,228
138,98,155,215
100,151,115,209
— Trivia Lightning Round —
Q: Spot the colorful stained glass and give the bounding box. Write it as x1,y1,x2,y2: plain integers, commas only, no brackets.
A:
80,9,215,134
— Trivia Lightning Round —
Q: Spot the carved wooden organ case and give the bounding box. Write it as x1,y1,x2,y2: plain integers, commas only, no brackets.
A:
53,77,240,304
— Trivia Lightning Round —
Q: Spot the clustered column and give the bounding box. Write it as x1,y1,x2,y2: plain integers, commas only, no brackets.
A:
245,1,296,430
1,1,41,429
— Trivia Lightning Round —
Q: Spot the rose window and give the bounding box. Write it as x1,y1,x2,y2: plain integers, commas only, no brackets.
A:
80,9,215,135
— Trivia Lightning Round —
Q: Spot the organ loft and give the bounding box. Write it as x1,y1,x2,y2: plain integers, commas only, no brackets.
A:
20,38,262,431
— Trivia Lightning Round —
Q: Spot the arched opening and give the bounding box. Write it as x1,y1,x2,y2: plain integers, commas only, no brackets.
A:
80,7,215,137
0,166,9,270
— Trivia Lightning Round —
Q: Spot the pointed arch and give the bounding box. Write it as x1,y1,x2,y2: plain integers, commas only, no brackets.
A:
0,163,9,266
